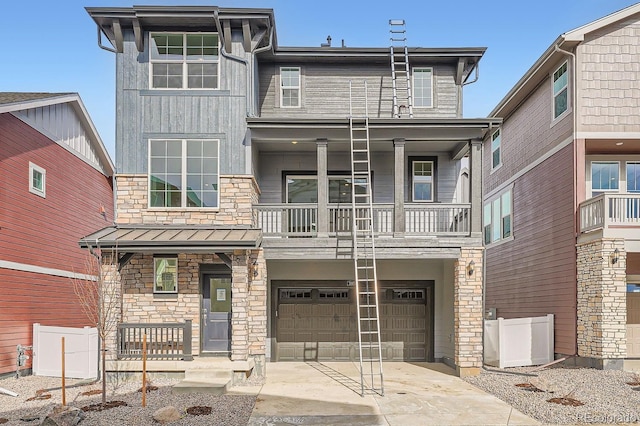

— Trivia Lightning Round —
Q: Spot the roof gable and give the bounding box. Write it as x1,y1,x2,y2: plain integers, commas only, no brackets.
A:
0,93,114,176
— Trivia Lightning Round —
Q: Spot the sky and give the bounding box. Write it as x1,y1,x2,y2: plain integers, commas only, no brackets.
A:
1,0,638,158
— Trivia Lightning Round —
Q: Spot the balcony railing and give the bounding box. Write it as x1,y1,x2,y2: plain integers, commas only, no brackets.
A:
579,193,640,233
117,320,193,360
255,203,471,237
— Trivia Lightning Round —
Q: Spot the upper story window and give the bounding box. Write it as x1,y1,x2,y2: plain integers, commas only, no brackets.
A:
413,68,433,108
280,67,301,107
412,160,434,202
591,161,619,196
491,129,501,170
553,61,569,119
149,139,219,208
29,162,46,198
150,33,219,89
484,188,512,245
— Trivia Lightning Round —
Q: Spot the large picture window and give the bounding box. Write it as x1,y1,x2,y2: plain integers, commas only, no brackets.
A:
553,61,568,119
149,139,219,208
484,188,512,245
280,67,301,107
150,33,219,89
413,68,433,108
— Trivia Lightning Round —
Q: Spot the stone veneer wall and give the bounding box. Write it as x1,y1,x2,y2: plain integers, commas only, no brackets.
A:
115,174,259,225
118,250,266,361
453,247,484,376
577,238,626,362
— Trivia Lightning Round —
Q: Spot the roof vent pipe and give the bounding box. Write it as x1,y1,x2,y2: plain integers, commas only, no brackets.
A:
321,35,332,47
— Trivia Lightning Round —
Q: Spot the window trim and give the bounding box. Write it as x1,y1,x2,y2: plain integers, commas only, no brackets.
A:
279,66,301,108
148,138,220,209
29,162,46,198
490,128,502,171
483,186,513,247
153,256,178,294
149,32,220,90
409,157,437,202
589,160,620,197
552,60,570,122
412,67,434,108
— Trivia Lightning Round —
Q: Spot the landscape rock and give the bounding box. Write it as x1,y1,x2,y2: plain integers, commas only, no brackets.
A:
40,404,85,426
152,406,181,424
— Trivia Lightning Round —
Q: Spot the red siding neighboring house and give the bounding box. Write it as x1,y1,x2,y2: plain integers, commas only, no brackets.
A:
0,93,114,376
483,3,640,370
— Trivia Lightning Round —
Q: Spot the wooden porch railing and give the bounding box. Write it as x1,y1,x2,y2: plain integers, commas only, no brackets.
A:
255,203,471,237
117,320,193,361
579,193,640,233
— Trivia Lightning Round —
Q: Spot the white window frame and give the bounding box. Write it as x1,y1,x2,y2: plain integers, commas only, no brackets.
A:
412,160,434,202
483,186,513,246
154,257,178,294
589,160,620,197
149,32,219,90
412,67,433,108
148,139,220,209
491,128,502,171
280,67,301,108
29,162,46,198
626,161,640,193
552,61,569,121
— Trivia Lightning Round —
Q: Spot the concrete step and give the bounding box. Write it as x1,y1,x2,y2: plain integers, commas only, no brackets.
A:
184,368,233,381
172,378,230,395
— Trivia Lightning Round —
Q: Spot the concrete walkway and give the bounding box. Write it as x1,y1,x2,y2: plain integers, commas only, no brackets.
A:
243,362,540,426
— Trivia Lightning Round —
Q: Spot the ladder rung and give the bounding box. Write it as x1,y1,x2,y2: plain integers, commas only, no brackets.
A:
360,305,376,308
360,318,378,321
360,291,376,294
360,331,378,334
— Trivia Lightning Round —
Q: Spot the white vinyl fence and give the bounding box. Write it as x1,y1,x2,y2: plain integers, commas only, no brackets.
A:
484,314,554,368
32,323,98,379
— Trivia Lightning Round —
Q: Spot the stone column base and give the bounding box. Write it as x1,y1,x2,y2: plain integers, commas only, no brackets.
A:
567,356,625,370
456,366,481,377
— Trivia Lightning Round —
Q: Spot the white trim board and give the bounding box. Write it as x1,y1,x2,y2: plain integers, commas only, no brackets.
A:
0,259,96,281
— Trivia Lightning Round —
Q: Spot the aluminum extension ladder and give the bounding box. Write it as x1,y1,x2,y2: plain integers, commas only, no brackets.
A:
389,19,413,118
348,80,384,396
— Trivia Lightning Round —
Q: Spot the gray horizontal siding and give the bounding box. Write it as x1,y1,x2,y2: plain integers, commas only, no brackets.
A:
258,63,459,119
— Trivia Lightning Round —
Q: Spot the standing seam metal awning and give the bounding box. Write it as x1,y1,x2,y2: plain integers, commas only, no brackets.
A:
78,226,262,253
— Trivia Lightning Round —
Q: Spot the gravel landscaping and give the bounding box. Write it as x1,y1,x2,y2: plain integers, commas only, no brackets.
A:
464,365,640,424
0,375,258,425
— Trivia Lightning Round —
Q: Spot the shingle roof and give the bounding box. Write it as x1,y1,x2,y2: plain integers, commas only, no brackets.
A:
0,92,75,106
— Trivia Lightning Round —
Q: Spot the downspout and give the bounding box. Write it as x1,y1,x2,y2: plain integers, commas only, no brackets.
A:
460,61,479,117
554,41,578,357
96,26,117,53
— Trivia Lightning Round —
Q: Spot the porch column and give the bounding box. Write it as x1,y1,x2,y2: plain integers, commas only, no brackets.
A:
247,248,267,377
469,140,483,237
394,138,405,236
317,139,328,237
454,247,483,377
231,250,250,361
577,238,626,369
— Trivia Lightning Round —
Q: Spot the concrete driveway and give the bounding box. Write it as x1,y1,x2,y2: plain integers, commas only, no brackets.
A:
245,362,539,426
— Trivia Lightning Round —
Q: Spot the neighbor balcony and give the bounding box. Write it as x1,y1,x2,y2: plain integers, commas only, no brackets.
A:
579,193,640,240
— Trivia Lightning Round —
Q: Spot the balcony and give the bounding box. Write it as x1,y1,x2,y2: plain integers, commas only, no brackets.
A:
579,194,640,239
255,203,471,237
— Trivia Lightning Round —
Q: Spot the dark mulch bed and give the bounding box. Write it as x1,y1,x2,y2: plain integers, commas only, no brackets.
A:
81,401,128,412
547,397,584,406
186,406,212,416
515,383,544,392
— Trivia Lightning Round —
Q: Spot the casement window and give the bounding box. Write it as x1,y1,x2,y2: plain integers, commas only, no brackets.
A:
29,162,46,198
491,129,501,170
484,188,512,245
412,160,434,202
553,61,569,119
591,161,619,196
149,33,219,89
154,257,178,293
149,139,219,208
280,67,301,107
413,68,433,108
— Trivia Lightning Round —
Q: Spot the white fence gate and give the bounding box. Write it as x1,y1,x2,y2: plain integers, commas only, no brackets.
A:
32,323,98,379
484,314,554,368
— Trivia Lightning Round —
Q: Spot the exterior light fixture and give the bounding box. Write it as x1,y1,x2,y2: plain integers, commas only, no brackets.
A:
612,248,620,265
252,259,259,278
291,140,298,145
467,260,475,276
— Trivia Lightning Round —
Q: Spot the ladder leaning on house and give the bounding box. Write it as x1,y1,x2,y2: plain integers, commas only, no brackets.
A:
389,19,413,118
348,80,384,397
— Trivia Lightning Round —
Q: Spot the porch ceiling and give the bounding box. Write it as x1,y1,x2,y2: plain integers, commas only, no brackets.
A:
585,138,640,155
247,117,501,153
78,226,262,253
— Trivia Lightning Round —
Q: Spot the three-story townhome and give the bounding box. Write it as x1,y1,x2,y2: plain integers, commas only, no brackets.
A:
84,5,499,383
